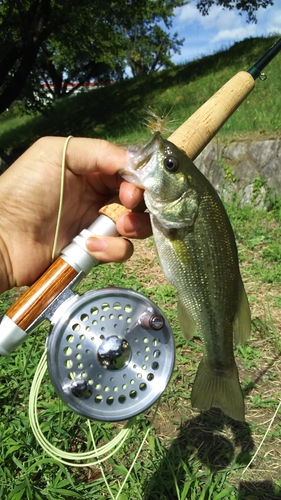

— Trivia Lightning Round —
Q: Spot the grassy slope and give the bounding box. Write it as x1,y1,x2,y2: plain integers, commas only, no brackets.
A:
0,35,281,154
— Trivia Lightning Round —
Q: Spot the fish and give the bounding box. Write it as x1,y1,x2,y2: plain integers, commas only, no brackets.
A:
120,131,251,421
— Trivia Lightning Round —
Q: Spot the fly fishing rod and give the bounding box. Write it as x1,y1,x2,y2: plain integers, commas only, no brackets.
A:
0,37,280,423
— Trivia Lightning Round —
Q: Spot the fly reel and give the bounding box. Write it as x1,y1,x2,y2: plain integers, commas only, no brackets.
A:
47,287,175,422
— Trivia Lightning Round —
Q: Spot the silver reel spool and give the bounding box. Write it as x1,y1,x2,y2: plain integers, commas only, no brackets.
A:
47,288,175,422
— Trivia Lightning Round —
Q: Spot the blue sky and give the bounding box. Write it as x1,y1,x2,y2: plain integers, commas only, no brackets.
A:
171,1,281,64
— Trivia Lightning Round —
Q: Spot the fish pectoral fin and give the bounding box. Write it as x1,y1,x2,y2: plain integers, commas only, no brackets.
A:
233,278,251,345
178,298,197,340
191,358,245,421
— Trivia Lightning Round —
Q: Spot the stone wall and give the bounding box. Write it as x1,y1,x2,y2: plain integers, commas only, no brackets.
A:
195,138,281,207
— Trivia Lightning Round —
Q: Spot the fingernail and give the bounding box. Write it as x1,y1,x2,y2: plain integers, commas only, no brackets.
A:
86,237,107,252
122,214,141,233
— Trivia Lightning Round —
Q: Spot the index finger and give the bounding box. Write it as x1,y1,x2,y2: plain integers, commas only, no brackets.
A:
66,137,145,209
65,137,129,175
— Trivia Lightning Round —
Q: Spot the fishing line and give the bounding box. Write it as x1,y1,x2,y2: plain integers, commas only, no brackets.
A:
29,136,133,466
28,135,158,497
28,349,135,467
51,135,73,262
241,399,281,477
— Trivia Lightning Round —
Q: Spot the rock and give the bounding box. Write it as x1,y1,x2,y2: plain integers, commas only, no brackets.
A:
195,138,281,207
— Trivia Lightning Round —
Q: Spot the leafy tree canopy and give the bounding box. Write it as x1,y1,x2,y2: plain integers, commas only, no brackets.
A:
0,0,185,114
196,0,274,23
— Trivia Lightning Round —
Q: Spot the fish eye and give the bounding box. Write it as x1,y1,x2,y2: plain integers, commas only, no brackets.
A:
163,156,179,173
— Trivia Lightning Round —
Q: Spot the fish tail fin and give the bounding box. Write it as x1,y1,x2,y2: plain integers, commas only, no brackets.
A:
191,357,245,421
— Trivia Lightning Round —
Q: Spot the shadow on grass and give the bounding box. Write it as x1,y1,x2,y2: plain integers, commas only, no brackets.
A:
144,408,280,500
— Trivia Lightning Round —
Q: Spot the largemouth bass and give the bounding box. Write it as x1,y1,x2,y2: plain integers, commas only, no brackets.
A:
121,132,251,421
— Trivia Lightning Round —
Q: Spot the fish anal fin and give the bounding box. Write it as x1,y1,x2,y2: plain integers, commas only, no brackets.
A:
178,298,197,341
233,278,251,345
191,357,245,421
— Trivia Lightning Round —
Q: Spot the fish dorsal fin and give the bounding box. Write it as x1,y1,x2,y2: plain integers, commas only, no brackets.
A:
233,278,251,345
178,298,197,340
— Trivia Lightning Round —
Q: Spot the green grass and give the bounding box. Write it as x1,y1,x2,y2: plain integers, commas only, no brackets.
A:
1,35,281,499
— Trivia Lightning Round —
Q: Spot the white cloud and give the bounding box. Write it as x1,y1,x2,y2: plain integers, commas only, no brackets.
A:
211,25,257,44
172,1,281,63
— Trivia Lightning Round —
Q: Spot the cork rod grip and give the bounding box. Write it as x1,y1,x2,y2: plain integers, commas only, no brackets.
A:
169,71,255,159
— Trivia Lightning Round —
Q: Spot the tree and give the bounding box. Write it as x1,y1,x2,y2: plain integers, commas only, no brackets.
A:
121,0,185,76
196,0,274,23
0,0,186,114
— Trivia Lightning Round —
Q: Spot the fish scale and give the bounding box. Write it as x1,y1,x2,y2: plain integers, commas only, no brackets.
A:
120,131,251,421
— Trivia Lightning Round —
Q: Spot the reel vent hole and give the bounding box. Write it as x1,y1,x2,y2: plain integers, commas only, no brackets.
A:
63,347,72,356
147,373,154,381
130,390,137,399
66,334,74,343
72,324,80,332
113,302,121,311
64,359,73,368
151,362,159,370
139,383,147,391
107,397,114,405
91,307,99,315
80,314,89,322
118,395,126,404
102,303,110,311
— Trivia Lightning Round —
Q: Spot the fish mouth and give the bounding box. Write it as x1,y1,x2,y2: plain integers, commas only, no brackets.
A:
120,132,163,186
132,131,163,170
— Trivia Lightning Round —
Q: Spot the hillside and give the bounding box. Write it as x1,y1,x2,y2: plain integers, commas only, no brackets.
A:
0,35,280,157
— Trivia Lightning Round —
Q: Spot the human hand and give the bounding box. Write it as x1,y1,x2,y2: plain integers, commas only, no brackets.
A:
0,136,151,294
